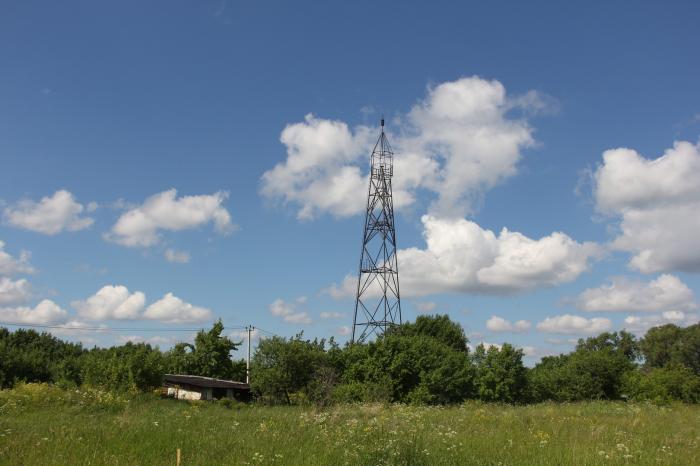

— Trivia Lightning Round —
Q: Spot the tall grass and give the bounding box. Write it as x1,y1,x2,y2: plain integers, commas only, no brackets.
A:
1,384,699,465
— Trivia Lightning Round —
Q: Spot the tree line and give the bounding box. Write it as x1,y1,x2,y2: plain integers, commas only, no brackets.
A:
1,315,699,404
0,321,245,393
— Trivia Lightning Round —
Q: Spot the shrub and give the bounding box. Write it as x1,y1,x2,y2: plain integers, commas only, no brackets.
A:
623,365,700,403
472,343,527,403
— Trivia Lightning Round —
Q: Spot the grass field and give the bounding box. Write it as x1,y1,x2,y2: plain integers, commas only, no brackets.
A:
1,384,699,465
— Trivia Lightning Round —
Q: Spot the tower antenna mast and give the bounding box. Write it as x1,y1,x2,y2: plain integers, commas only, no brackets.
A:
351,118,402,343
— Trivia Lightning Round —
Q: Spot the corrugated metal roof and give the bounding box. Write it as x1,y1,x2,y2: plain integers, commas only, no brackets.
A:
163,374,250,390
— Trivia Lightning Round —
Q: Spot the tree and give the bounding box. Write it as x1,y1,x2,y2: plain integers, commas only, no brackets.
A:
640,324,683,369
472,344,526,403
250,333,328,403
528,333,638,402
391,314,469,353
623,365,700,403
0,328,84,388
342,333,475,404
80,342,165,392
640,324,700,375
576,331,639,362
166,320,241,380
673,324,700,374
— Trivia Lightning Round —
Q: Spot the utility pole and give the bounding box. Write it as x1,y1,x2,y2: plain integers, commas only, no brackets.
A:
245,325,255,384
351,118,402,343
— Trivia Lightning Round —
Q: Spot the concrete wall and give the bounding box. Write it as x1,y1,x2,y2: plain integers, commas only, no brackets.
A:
167,387,203,400
166,386,238,401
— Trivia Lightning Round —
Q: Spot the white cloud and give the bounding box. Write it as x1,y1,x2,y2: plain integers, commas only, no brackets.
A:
0,277,31,306
545,337,579,345
519,345,558,360
260,114,373,220
319,311,345,319
0,241,34,276
3,190,94,234
470,342,502,352
536,314,612,335
72,285,146,320
164,249,191,264
229,328,261,346
106,189,236,247
415,301,437,313
261,76,539,220
269,298,312,325
396,215,601,296
324,274,360,299
593,140,700,273
336,326,351,336
49,320,108,345
486,315,531,333
69,286,213,324
143,293,212,324
116,335,177,346
575,274,697,313
0,299,67,324
327,217,600,298
623,311,699,334
400,77,536,217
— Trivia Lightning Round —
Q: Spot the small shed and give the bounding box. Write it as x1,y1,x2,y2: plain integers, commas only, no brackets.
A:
163,374,250,401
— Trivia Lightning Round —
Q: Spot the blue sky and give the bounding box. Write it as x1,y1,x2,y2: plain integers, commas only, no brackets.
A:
1,0,700,362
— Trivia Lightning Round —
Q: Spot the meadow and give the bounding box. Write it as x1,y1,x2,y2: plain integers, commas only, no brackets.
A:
1,384,699,465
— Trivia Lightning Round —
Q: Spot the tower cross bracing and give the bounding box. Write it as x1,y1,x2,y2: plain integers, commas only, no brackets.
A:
351,119,402,343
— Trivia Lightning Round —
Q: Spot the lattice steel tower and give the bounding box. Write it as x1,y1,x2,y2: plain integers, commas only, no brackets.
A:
351,118,401,343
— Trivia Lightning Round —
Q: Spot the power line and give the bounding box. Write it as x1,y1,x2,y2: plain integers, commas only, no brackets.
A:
255,327,280,337
0,321,247,333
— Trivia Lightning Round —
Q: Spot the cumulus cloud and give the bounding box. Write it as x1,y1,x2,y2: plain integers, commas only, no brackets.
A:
164,249,191,264
536,314,612,335
574,274,697,313
324,274,360,299
143,293,212,324
106,189,236,247
269,298,312,325
396,216,601,296
399,77,536,217
545,337,579,345
0,299,67,324
486,315,531,333
229,328,261,346
593,140,700,273
470,342,502,352
261,76,539,220
415,301,437,313
48,320,108,345
72,285,146,320
336,326,351,336
518,346,558,360
260,115,373,220
319,311,345,319
0,241,34,276
69,286,212,324
0,277,31,306
3,190,94,234
117,335,177,346
623,311,699,334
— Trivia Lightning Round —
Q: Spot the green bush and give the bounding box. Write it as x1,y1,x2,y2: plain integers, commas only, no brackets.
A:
472,343,527,403
623,365,700,403
217,397,246,409
528,332,638,402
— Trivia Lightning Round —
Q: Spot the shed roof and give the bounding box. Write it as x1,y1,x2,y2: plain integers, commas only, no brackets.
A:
163,374,250,390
